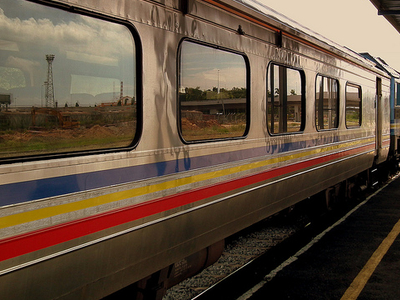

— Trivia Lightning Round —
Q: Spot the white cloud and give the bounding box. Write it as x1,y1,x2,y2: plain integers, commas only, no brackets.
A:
0,7,133,60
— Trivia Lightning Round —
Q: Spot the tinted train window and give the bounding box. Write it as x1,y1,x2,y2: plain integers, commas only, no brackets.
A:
397,82,400,106
179,41,248,142
315,75,339,130
267,64,305,134
346,84,362,127
0,0,138,160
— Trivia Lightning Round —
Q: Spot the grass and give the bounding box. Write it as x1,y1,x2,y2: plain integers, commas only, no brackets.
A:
0,131,134,158
182,124,246,141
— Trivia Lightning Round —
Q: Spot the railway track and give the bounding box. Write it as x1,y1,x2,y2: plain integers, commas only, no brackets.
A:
163,202,312,300
163,174,397,300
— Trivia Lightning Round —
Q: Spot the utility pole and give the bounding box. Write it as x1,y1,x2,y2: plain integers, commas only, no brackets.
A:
45,54,55,108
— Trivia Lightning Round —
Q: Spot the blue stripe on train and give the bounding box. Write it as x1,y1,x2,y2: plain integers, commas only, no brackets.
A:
0,137,336,206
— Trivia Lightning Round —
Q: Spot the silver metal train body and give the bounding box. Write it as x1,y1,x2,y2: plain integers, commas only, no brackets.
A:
0,0,398,299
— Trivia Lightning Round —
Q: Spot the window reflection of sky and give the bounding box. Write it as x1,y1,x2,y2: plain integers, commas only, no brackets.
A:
0,0,135,107
180,42,246,91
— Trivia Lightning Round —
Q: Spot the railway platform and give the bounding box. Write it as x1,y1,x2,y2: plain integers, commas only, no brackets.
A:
243,176,400,300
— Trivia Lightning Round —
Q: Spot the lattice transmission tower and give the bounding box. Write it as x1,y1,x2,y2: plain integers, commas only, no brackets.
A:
45,54,55,108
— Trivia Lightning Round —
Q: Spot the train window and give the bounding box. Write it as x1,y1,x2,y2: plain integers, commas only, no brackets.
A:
267,63,305,134
0,0,138,160
178,41,248,142
345,84,362,128
315,75,339,130
397,82,400,106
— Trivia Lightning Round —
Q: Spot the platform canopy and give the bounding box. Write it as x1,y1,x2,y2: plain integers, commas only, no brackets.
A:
370,0,400,33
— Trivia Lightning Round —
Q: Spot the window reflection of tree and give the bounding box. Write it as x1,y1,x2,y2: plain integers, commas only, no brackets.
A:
267,64,304,134
179,41,248,141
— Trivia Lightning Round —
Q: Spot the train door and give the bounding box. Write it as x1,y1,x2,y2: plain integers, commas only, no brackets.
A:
376,77,383,159
375,76,390,165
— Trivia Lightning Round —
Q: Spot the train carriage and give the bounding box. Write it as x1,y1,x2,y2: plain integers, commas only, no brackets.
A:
361,52,400,163
0,0,395,299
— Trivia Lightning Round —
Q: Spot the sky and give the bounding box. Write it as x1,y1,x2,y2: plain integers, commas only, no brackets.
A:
181,41,246,90
1,0,135,106
257,0,400,72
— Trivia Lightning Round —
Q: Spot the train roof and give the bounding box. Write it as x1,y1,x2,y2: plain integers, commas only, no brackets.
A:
360,52,400,79
236,0,346,50
212,0,382,74
233,0,376,67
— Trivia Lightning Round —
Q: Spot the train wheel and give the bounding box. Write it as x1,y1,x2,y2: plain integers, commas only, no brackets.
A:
325,183,343,211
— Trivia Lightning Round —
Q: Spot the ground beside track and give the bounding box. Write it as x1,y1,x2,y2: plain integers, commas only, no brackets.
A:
165,175,400,300
239,175,400,300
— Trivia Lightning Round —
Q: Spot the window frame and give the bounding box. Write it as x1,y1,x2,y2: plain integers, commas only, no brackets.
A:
266,62,306,135
315,74,339,131
345,82,362,128
0,1,143,164
177,39,250,144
